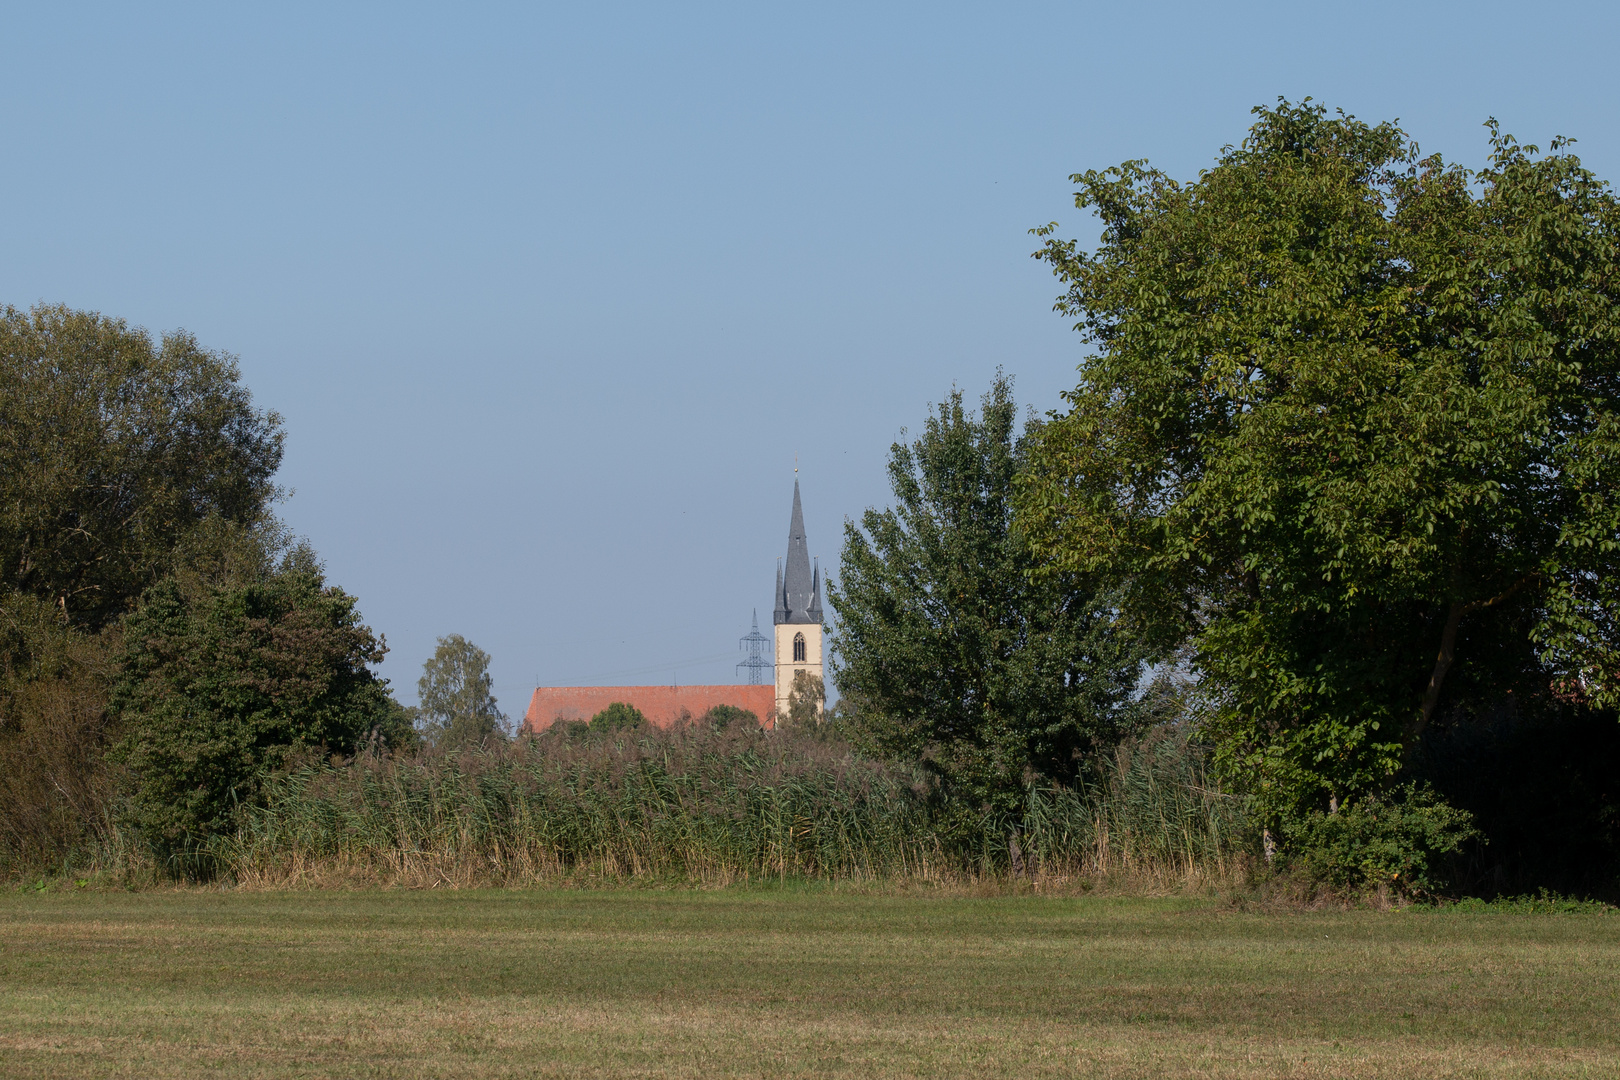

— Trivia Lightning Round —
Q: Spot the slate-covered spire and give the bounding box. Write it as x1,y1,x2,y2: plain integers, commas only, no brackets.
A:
776,479,819,625
773,560,788,623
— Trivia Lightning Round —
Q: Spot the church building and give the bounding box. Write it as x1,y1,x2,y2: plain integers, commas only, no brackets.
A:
772,479,824,718
521,479,825,732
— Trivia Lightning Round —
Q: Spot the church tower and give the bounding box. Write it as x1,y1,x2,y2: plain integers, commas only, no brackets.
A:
773,479,824,722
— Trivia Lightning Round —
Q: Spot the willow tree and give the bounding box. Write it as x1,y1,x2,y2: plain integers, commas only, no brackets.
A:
1018,102,1620,824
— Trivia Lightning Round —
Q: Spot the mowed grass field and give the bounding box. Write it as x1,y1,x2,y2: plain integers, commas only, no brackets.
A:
0,888,1616,1079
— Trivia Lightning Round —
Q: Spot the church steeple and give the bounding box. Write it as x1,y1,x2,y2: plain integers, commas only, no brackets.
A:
772,474,825,726
775,479,820,625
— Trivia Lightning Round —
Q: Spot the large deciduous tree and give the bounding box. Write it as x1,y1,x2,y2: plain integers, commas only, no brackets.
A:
1018,101,1620,823
830,376,1148,813
0,304,284,630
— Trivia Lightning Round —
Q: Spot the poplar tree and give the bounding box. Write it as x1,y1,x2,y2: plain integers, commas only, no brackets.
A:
831,376,1147,812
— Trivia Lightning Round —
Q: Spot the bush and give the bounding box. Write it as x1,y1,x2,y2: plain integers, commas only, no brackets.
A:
228,721,931,883
109,570,394,871
1284,785,1479,898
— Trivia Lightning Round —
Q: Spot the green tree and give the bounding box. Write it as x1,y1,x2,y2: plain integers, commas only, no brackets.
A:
109,564,395,865
589,701,646,732
416,635,507,748
0,304,284,630
830,375,1149,812
1018,101,1620,825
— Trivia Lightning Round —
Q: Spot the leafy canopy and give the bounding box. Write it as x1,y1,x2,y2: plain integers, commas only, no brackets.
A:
1019,101,1620,819
831,375,1148,812
0,304,284,629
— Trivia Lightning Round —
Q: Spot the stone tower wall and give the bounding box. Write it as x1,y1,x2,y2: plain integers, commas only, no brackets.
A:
773,621,824,720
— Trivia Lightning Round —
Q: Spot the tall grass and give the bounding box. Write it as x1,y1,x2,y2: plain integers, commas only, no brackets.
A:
1020,729,1246,886
214,722,1247,889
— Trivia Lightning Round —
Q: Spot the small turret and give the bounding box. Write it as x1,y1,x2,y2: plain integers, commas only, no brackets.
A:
807,559,823,624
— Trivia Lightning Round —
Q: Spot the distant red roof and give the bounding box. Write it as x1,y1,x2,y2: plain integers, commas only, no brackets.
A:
522,684,776,732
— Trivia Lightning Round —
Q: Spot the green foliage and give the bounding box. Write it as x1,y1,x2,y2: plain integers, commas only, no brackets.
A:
831,374,1149,813
589,701,646,732
0,304,284,630
416,634,507,748
108,567,394,866
1019,729,1245,874
700,703,758,730
1020,100,1620,823
0,590,119,869
1444,890,1615,914
1284,785,1479,898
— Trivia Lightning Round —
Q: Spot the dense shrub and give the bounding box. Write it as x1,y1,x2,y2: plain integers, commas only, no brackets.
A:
109,569,395,869
1283,785,1479,898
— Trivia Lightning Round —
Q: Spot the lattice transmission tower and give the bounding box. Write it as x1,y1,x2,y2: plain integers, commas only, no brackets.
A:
737,609,772,684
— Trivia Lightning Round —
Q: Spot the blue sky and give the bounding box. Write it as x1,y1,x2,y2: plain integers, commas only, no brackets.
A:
5,2,1617,717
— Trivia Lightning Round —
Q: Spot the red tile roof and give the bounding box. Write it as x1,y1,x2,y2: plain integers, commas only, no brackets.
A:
522,684,776,732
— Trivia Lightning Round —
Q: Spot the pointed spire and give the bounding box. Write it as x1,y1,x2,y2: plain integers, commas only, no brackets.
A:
778,478,816,624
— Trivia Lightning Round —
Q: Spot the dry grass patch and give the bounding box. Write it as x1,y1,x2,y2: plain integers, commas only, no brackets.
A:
1,888,1615,1078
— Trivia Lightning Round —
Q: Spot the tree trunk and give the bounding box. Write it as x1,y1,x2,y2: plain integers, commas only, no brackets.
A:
1413,601,1465,745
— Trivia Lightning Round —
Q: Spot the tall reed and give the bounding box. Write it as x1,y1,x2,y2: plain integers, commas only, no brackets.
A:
215,722,1246,889
1020,728,1245,884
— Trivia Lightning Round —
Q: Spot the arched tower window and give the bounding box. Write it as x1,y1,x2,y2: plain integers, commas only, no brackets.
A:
793,633,806,662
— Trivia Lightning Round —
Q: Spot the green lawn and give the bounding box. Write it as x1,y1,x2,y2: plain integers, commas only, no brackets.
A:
0,887,1615,1078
